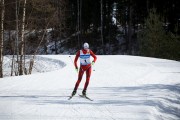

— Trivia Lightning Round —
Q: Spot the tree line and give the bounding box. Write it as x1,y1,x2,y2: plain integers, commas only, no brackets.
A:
0,0,180,77
0,0,70,77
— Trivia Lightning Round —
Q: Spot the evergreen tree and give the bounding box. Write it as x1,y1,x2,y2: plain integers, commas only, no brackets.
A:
138,8,180,60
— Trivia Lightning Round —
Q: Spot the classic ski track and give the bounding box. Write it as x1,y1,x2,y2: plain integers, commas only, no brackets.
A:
0,55,180,119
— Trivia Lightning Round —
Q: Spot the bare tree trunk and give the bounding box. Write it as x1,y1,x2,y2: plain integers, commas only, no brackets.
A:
128,0,132,54
0,0,4,78
79,0,82,44
16,0,19,75
19,0,27,75
101,0,104,54
10,33,14,76
11,56,15,76
28,59,34,74
12,0,22,76
58,0,62,53
77,0,80,48
24,33,27,75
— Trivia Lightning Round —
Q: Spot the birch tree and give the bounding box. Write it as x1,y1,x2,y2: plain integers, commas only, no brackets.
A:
0,0,4,78
15,0,19,75
19,0,27,75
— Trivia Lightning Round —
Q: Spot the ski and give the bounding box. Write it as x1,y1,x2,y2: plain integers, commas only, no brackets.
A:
79,94,93,101
68,95,74,100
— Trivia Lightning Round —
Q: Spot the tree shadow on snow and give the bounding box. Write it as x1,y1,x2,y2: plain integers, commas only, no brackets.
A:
0,84,179,119
92,84,180,119
42,84,180,119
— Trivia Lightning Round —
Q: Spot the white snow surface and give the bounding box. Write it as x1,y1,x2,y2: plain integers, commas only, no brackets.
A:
0,55,180,120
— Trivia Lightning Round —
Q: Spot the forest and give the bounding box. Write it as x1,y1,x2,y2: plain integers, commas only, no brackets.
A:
0,0,180,77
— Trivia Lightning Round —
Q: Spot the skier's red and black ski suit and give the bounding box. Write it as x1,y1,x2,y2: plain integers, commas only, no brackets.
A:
73,49,97,91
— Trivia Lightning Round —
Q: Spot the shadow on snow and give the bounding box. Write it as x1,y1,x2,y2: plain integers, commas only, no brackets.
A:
0,84,179,119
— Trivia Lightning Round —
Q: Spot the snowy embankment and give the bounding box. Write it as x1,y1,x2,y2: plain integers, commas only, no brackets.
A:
0,55,180,120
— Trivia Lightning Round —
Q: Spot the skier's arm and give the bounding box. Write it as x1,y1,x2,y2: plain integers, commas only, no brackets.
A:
74,51,80,69
90,50,97,63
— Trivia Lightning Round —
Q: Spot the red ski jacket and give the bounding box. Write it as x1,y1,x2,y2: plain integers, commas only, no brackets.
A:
74,49,97,71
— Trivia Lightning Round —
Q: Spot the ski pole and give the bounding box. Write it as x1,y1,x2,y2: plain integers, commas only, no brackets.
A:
69,56,78,73
69,56,74,65
92,64,95,71
91,61,95,71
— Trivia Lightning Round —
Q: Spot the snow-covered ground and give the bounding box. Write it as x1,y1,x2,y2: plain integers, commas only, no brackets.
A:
0,55,180,120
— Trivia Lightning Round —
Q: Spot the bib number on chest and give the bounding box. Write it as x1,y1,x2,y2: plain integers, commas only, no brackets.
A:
80,54,90,65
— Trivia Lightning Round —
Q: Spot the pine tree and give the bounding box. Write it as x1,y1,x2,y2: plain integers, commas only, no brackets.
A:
138,8,180,60
138,9,165,57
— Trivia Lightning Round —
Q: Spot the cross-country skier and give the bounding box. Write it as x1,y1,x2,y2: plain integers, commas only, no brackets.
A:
71,42,97,96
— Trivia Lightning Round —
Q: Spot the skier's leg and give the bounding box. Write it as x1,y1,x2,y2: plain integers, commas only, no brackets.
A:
74,68,84,91
83,66,92,94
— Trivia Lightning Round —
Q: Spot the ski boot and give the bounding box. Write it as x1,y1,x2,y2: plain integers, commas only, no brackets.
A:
82,90,86,96
71,90,76,96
